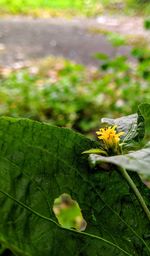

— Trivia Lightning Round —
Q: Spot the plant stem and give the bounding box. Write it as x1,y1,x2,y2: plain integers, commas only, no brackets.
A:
119,167,150,222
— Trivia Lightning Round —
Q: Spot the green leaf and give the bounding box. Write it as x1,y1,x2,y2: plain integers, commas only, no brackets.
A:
144,19,150,30
95,52,109,61
107,32,126,47
0,117,150,256
101,110,145,143
89,142,150,174
82,148,107,155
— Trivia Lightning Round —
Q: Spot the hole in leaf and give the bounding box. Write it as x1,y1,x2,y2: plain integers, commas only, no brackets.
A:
53,193,87,231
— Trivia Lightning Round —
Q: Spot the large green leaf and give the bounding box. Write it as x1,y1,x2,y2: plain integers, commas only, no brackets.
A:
0,117,150,256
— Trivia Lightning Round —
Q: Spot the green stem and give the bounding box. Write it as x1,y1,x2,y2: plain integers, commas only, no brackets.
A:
119,167,150,222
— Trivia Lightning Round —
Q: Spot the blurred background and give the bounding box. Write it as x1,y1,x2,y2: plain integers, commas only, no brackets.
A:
0,0,150,137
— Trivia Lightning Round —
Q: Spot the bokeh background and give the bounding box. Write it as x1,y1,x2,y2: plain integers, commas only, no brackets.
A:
0,0,150,137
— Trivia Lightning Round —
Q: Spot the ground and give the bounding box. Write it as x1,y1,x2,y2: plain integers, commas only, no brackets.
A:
0,15,149,68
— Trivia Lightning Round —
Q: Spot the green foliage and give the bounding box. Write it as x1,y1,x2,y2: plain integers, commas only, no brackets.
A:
144,18,150,30
0,62,104,133
126,0,150,15
1,48,150,136
107,33,126,47
0,117,150,255
0,0,150,16
0,0,102,16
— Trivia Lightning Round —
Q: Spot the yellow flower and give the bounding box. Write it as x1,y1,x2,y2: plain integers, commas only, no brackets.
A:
96,125,124,154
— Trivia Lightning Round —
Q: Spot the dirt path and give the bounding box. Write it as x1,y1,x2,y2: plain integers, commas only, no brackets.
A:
0,16,148,67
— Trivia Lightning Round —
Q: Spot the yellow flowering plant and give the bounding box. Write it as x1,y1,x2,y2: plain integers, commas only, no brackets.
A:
83,104,150,223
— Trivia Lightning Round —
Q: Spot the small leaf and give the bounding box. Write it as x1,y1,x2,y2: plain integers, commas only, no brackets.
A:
95,52,109,61
82,148,107,155
53,193,87,231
